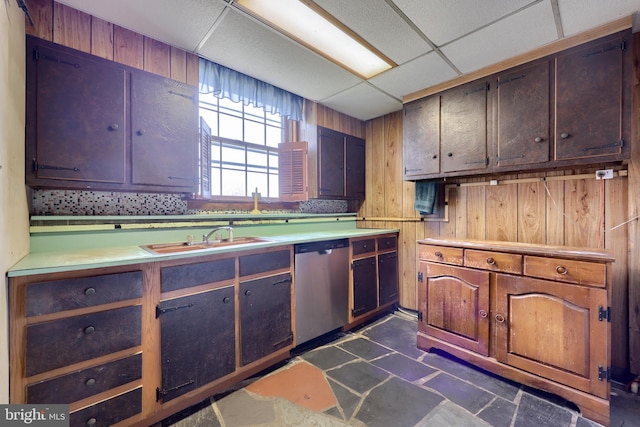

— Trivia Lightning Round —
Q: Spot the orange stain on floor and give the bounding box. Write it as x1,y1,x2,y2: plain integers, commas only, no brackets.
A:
246,360,337,412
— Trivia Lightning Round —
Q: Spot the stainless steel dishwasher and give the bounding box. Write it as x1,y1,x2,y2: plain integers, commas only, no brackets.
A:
294,238,349,345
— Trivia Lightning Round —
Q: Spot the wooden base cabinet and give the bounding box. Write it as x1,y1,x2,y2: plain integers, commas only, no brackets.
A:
417,238,614,426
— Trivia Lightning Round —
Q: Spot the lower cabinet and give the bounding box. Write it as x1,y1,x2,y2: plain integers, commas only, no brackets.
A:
417,238,614,427
349,233,399,326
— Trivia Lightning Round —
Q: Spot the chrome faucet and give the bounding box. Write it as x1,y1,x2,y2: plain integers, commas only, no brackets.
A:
203,226,233,244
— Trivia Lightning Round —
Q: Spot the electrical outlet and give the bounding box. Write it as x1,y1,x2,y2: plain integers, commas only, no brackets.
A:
595,169,613,180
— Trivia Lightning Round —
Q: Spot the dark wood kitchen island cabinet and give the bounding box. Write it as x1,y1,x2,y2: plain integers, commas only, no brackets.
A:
417,238,614,426
9,244,294,427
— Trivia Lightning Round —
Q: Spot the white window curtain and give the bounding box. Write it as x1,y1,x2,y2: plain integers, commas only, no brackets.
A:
199,58,303,121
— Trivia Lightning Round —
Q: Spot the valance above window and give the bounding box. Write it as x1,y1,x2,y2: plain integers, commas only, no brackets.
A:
199,58,303,121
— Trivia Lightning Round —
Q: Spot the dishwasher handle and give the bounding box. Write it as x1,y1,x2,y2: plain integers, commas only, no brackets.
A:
294,238,348,254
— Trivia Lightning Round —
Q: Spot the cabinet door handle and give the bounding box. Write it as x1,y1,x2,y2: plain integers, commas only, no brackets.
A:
222,296,231,303
84,287,96,296
495,314,505,323
534,137,542,143
556,266,568,275
479,310,488,318
86,418,97,427
434,251,443,258
84,325,95,335
447,152,453,157
486,257,495,265
560,132,570,139
245,290,252,296
85,378,96,387
137,129,146,136
108,123,119,131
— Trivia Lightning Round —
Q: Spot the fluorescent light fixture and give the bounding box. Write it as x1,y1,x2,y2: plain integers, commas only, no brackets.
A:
235,0,395,79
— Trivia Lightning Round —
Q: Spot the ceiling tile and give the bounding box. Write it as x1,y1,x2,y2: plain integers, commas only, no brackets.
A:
441,1,558,74
392,0,538,46
55,0,226,52
320,83,402,121
198,8,362,102
368,52,458,98
557,0,640,35
313,0,432,64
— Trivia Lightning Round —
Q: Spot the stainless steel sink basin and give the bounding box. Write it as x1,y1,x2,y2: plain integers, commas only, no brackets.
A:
141,237,272,254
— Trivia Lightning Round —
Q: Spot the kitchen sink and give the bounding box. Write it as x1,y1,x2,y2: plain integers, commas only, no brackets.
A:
141,237,272,254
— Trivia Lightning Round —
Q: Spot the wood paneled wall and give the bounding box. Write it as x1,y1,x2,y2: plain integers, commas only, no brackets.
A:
26,0,198,85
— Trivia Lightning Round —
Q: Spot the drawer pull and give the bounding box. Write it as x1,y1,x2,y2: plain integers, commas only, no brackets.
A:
223,296,231,303
556,266,568,275
85,378,96,387
495,314,505,323
84,287,96,296
479,310,488,318
434,251,443,258
84,326,95,335
245,290,252,296
86,418,97,427
486,257,495,265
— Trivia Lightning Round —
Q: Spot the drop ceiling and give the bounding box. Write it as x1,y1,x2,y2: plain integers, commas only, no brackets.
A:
55,0,640,121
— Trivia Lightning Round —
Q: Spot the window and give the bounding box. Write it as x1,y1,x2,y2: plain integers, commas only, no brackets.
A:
199,92,283,199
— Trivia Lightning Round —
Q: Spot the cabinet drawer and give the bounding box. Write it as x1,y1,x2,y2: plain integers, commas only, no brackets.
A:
464,249,522,274
26,271,143,317
26,305,141,376
239,249,291,277
352,239,375,256
70,387,142,427
524,256,606,287
418,245,463,265
161,257,235,292
377,236,397,252
27,354,142,404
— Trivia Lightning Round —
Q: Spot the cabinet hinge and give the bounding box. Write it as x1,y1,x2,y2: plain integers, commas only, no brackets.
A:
598,305,611,322
598,366,611,382
418,311,423,322
156,303,194,318
32,48,40,61
418,272,423,283
156,380,195,401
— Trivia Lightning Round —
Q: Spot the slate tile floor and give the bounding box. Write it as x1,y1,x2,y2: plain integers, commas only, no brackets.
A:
159,312,640,427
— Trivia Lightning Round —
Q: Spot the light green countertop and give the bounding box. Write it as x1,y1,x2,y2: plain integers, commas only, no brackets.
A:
9,217,398,276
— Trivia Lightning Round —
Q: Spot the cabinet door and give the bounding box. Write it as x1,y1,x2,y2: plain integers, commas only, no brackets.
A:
240,273,293,366
378,252,398,306
555,33,626,160
27,38,126,184
352,256,377,318
495,61,550,167
318,127,345,197
440,81,488,173
418,262,489,356
495,274,609,399
158,286,235,402
131,72,198,190
345,135,365,199
403,96,440,178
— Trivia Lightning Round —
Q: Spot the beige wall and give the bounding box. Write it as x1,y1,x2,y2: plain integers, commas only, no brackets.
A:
0,2,29,403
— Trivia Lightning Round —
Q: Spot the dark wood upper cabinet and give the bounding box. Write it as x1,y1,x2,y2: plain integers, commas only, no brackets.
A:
440,80,489,173
402,29,631,180
317,126,365,200
555,33,628,161
403,95,440,179
495,61,550,168
345,134,366,199
25,35,198,193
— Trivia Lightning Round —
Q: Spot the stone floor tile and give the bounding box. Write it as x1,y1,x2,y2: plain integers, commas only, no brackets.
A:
215,389,277,426
415,401,491,427
337,337,393,360
371,352,437,382
362,315,424,359
513,393,573,427
301,345,358,370
476,397,516,427
326,360,390,394
272,397,357,427
423,372,495,414
327,378,362,420
610,389,640,427
158,398,220,427
354,376,444,427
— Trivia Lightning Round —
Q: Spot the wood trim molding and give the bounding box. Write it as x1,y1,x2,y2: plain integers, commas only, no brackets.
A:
404,15,633,103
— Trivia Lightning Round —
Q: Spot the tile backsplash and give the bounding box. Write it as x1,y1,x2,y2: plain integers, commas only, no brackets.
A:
31,190,349,216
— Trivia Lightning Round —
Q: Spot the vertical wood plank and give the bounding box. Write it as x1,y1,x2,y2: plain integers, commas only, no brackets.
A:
143,37,171,78
90,17,113,60
517,175,546,244
186,53,199,87
25,0,53,40
564,177,599,248
545,171,566,246
384,112,403,218
454,187,468,238
170,46,187,84
486,182,517,242
466,181,486,239
440,186,457,238
369,118,385,218
114,26,143,70
53,2,91,53
400,222,417,310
